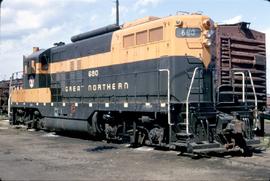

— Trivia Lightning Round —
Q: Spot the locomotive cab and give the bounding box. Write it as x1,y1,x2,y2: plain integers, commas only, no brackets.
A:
23,47,51,89
10,47,52,107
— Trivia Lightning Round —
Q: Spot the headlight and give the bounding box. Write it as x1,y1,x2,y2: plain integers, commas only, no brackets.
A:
203,39,212,47
203,30,215,38
204,31,212,38
203,19,211,30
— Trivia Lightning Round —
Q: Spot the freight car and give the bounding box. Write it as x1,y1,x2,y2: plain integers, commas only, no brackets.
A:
0,75,23,116
215,22,267,136
215,22,266,110
0,80,9,115
9,13,262,154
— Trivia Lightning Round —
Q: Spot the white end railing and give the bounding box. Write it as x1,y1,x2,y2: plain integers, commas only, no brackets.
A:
247,71,258,129
234,72,246,102
186,67,200,135
159,69,173,142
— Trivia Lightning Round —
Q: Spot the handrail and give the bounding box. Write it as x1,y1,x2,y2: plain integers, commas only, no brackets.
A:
158,69,172,124
8,71,23,118
233,72,245,102
248,71,258,128
159,69,172,143
8,73,15,118
186,67,199,135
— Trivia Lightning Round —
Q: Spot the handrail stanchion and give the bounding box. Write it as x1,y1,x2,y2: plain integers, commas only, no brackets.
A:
248,71,258,129
233,72,246,102
186,67,199,135
8,73,14,118
159,69,172,143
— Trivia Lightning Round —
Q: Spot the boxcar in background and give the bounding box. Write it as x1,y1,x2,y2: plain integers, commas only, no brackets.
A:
0,80,9,115
0,77,23,116
216,22,266,110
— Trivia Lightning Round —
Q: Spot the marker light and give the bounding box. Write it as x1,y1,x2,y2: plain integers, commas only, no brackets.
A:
203,19,211,30
203,30,214,38
203,39,212,47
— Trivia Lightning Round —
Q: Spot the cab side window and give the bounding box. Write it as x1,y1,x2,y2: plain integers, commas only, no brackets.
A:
41,55,49,70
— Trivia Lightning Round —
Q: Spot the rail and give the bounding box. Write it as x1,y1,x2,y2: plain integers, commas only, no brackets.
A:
186,67,200,135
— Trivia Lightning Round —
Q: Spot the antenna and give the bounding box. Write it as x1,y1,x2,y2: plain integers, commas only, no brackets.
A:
116,0,119,26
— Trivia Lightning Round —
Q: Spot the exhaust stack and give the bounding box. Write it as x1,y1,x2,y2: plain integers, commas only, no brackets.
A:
33,47,39,53
116,0,119,26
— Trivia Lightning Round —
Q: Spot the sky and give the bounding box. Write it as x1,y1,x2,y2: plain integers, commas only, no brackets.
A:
0,0,269,91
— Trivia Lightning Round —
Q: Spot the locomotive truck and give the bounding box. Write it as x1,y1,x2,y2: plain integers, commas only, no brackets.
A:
9,13,263,154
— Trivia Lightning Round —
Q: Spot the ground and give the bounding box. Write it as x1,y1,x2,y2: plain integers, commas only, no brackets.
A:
0,120,269,180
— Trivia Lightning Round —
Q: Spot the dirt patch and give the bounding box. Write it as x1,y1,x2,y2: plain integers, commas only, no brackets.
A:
0,120,9,129
0,126,269,180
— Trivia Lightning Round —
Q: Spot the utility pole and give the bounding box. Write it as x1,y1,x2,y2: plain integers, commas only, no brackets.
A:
0,0,3,35
0,0,3,56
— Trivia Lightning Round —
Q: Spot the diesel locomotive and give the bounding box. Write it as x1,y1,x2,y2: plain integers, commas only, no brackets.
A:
9,13,262,154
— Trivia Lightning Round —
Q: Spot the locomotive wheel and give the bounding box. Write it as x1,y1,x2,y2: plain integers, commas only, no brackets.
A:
31,117,40,130
88,112,105,139
115,125,130,143
148,126,164,145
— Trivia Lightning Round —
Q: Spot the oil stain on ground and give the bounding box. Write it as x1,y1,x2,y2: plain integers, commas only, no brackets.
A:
85,145,118,153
